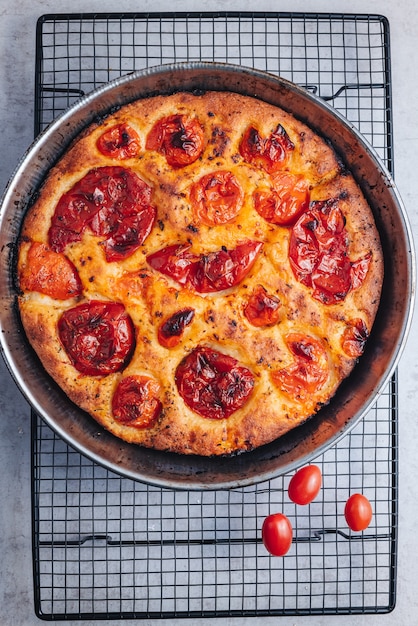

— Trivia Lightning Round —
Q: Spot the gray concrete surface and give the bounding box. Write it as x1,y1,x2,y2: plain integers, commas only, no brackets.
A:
1,0,417,624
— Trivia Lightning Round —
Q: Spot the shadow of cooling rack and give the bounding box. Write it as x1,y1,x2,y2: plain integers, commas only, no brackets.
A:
31,11,397,620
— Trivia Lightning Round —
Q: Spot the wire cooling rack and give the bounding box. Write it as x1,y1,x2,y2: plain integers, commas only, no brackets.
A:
32,12,397,620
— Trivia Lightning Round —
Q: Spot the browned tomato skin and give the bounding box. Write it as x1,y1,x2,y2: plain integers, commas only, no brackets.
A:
96,123,141,159
146,114,205,167
158,308,195,348
147,241,263,293
112,375,162,428
191,242,263,293
244,284,281,327
48,166,156,262
289,199,371,304
58,300,136,376
341,319,369,358
19,242,82,300
190,170,244,225
239,124,294,173
175,346,255,419
272,333,328,401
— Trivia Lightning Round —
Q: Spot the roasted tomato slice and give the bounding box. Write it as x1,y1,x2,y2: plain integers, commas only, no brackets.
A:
48,166,156,262
190,241,263,293
96,123,141,159
146,243,196,286
157,308,195,348
341,318,369,358
112,375,162,428
190,170,244,225
244,284,281,327
175,346,255,419
239,124,294,173
289,199,371,304
351,253,372,290
146,114,205,167
253,172,310,226
19,242,82,300
147,240,263,293
272,333,329,401
58,300,136,376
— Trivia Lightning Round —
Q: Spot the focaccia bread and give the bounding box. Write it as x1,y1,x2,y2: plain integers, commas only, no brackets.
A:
17,91,383,456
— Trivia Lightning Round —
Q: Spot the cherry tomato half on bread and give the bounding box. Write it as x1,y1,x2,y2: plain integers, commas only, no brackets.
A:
262,513,293,556
288,464,322,505
344,493,373,531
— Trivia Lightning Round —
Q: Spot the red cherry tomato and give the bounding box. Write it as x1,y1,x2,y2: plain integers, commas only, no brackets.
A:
288,464,322,505
344,493,373,531
190,241,263,293
289,199,372,305
262,513,293,556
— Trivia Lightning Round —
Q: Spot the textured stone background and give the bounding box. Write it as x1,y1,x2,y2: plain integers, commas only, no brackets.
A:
1,1,417,624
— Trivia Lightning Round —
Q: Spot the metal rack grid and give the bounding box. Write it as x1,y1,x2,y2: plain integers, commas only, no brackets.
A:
32,12,397,620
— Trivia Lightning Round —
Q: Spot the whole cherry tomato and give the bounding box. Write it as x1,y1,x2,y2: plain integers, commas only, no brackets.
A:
288,464,322,505
344,493,373,531
262,513,293,556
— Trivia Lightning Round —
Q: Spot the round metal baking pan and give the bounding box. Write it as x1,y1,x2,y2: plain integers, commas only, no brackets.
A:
0,63,415,489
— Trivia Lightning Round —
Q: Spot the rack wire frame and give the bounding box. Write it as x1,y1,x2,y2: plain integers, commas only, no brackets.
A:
31,12,397,620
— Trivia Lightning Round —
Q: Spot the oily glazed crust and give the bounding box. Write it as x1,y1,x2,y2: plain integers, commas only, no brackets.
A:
17,91,384,456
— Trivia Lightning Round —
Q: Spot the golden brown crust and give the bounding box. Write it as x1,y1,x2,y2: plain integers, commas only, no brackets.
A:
17,91,384,456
